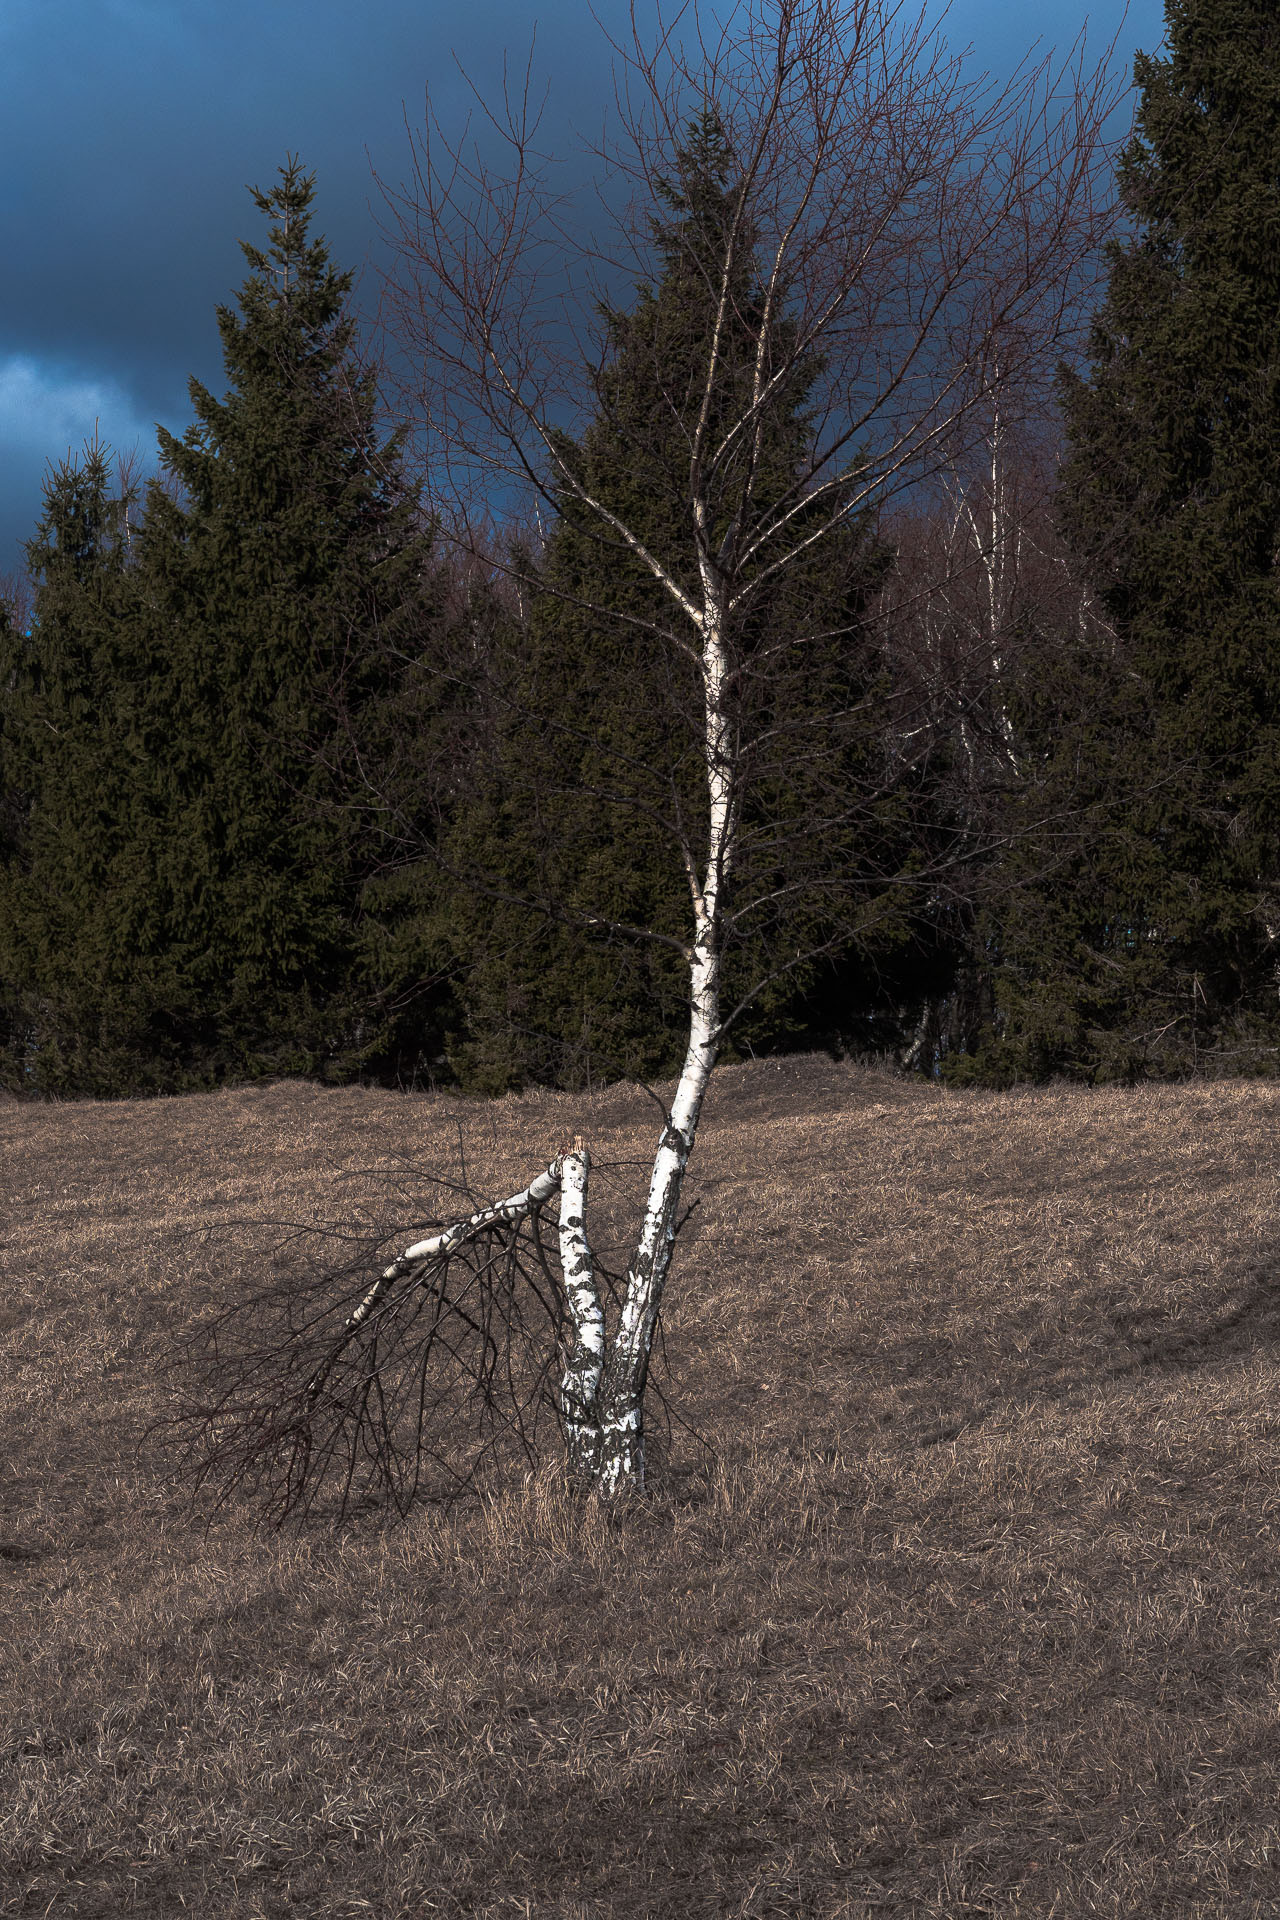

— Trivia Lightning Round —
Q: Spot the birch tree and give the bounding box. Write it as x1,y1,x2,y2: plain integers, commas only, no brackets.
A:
873,410,1109,1072
183,0,1119,1510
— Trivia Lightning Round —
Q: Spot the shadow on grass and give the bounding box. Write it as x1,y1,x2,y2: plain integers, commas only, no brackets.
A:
1102,1249,1280,1378
892,1242,1280,1452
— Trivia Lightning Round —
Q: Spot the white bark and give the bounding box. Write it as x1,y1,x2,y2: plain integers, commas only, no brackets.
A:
309,582,732,1497
366,1164,563,1320
597,597,732,1496
397,1166,563,1267
556,1141,606,1482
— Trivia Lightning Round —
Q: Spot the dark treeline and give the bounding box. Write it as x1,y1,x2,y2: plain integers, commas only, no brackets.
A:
3,0,1279,1098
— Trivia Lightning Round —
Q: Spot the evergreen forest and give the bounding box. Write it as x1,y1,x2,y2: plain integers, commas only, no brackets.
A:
5,0,1280,1099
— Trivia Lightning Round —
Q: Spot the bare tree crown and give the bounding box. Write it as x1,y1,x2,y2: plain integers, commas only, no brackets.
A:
381,0,1121,591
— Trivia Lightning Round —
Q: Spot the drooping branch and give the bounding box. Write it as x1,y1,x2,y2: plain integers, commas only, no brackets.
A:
160,1145,695,1523
305,1159,565,1403
164,1158,566,1523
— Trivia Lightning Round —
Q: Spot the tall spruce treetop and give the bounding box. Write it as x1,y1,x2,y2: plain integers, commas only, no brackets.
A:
1056,0,1280,1056
140,159,434,1080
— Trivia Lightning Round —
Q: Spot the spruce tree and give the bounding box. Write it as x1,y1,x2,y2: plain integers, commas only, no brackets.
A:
1047,0,1280,1074
0,444,185,1090
138,159,441,1082
443,115,892,1091
0,585,19,871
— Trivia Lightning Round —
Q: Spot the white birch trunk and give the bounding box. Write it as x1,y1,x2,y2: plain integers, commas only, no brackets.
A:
594,593,733,1495
556,1140,606,1484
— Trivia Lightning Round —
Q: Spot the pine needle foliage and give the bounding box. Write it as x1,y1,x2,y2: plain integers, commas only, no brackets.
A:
134,159,441,1087
0,443,163,1092
1039,0,1280,1076
0,163,445,1093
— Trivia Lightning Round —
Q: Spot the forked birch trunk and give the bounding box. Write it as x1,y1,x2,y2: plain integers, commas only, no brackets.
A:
357,605,732,1499
555,932,721,1497
587,597,733,1494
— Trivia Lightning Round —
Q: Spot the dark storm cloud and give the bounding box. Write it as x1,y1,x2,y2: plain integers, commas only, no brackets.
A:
0,0,621,569
0,0,1164,575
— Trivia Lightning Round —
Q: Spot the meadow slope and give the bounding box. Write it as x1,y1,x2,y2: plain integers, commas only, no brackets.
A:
4,1058,1280,1916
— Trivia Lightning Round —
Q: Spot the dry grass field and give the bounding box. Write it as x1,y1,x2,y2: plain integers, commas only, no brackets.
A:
4,1057,1280,1917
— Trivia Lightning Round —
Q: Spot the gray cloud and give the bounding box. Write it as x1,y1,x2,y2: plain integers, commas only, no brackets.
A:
0,353,172,577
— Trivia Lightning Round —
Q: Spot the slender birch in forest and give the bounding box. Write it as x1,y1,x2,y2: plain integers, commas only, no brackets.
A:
183,0,1119,1511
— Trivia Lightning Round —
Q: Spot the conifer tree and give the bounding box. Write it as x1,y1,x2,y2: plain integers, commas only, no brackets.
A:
139,159,441,1082
1048,0,1280,1073
444,115,892,1090
0,585,18,871
0,443,163,1091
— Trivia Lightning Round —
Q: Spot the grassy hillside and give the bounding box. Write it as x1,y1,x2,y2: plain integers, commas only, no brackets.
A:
4,1058,1280,1917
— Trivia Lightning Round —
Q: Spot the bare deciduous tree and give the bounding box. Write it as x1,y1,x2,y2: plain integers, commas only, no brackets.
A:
877,406,1110,1071
189,0,1122,1509
883,408,1102,780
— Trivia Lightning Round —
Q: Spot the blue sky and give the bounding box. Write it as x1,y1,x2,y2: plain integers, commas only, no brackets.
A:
1,0,1167,577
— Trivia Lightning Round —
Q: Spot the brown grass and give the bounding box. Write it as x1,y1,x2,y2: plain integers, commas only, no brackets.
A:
4,1057,1280,1916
